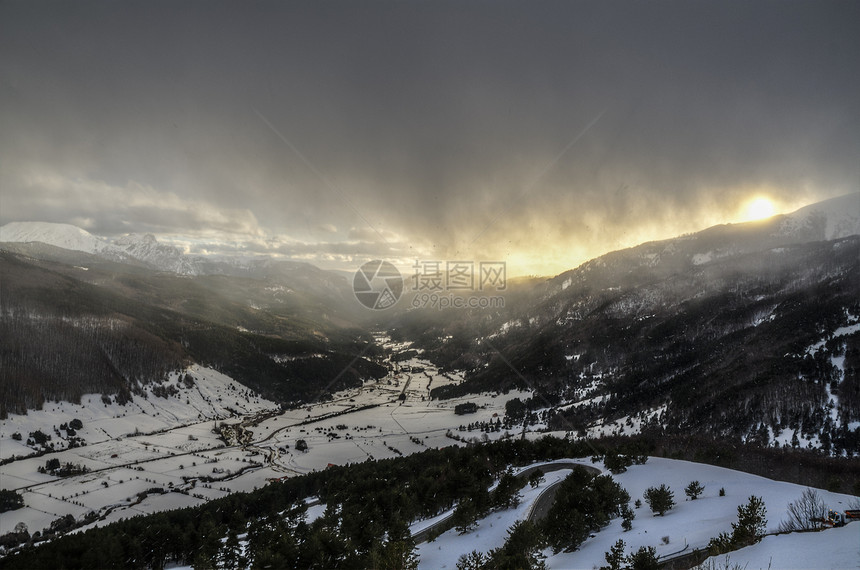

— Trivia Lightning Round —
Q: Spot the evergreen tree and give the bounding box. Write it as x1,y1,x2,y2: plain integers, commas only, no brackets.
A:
487,520,546,570
452,496,481,534
627,545,659,570
456,550,488,570
684,480,704,500
219,529,245,570
193,513,221,570
731,495,767,547
600,539,626,570
621,504,635,531
0,490,24,513
492,471,525,509
644,484,675,516
542,469,629,553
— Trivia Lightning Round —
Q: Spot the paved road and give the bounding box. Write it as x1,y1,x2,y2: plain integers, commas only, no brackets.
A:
412,460,601,543
526,463,601,523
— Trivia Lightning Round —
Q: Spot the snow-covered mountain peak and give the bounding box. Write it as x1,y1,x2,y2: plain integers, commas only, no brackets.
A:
111,232,199,275
0,222,198,274
114,232,158,246
777,192,860,241
0,221,118,255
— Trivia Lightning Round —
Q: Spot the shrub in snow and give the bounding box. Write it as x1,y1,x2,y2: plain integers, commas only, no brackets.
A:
779,488,827,532
528,469,545,488
456,550,488,569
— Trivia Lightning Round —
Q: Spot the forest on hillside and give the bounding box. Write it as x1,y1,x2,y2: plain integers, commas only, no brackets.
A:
0,251,385,416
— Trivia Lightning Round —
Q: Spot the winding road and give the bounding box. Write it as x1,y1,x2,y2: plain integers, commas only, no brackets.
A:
525,462,601,523
411,460,602,543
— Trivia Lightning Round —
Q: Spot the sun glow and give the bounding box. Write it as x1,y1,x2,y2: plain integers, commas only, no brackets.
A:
743,197,776,221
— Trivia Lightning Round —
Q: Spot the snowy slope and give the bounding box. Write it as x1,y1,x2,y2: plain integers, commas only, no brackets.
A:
0,222,199,274
0,365,278,462
416,457,859,570
566,458,857,568
544,192,860,300
0,221,121,257
700,524,859,570
112,233,199,275
778,192,860,241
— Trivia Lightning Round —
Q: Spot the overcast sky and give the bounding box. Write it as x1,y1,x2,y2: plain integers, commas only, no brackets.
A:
1,1,858,275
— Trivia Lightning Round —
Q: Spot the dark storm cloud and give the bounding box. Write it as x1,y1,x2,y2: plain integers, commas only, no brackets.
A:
1,1,858,274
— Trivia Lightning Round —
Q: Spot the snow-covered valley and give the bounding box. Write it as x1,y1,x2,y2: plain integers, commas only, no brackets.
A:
2,342,858,569
0,347,529,543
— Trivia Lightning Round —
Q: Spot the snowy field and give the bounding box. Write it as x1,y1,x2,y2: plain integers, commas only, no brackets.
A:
0,354,529,539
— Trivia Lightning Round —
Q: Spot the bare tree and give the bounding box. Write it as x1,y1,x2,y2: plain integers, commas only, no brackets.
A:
778,488,827,532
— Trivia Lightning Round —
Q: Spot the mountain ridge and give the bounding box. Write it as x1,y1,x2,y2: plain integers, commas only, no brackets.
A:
2,192,857,281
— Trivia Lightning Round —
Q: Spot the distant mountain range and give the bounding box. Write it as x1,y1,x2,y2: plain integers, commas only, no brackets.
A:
0,222,188,273
398,193,860,455
0,222,325,279
2,191,858,279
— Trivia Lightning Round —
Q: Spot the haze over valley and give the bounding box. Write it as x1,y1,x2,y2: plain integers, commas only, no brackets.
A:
2,2,859,568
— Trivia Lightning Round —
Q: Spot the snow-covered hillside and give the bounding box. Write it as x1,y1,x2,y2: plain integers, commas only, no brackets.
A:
778,192,860,241
0,222,123,258
0,222,196,274
0,365,278,463
703,523,858,570
417,457,859,570
0,221,333,279
111,233,198,275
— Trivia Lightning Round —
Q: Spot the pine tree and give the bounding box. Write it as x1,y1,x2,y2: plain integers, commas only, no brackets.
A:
684,480,704,500
600,539,626,570
621,504,634,531
644,484,675,516
627,545,659,570
456,550,488,570
731,495,767,547
487,520,546,570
